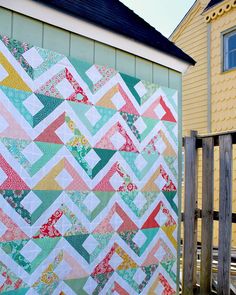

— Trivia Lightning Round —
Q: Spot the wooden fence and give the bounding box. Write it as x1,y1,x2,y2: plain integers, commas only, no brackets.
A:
182,130,235,295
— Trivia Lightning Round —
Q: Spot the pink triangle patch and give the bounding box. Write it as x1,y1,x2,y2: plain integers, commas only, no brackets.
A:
95,122,138,153
0,209,29,242
93,204,116,233
64,159,89,191
115,203,138,232
118,84,139,115
143,96,176,123
35,113,65,144
0,102,30,140
0,155,29,190
94,162,119,191
64,251,88,279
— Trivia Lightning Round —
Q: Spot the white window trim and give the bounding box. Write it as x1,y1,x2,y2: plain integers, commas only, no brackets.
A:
0,0,191,73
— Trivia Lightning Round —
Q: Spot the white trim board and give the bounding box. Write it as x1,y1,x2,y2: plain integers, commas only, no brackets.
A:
0,0,190,73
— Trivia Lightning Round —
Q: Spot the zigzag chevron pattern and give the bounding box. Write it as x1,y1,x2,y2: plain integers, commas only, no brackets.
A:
0,34,179,294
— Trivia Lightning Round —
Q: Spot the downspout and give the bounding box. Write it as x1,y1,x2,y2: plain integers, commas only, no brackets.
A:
207,22,212,133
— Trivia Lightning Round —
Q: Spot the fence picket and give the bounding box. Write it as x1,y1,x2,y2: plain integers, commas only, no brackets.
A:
183,131,198,295
200,137,214,295
217,134,232,295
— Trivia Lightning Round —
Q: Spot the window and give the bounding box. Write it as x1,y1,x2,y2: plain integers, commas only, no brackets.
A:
223,30,236,71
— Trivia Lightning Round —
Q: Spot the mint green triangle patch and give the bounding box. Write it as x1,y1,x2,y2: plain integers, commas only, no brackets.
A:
160,256,177,283
65,233,112,264
92,148,116,178
68,57,94,92
0,87,63,127
0,190,31,224
164,156,177,178
120,73,141,105
116,268,138,292
0,138,63,177
90,192,114,220
68,191,114,222
162,191,178,215
118,228,159,256
29,141,63,176
2,288,30,295
140,80,160,105
0,34,33,78
68,102,116,135
66,145,92,177
0,238,60,274
32,47,64,79
33,94,63,127
61,205,88,236
138,228,159,255
117,265,158,292
31,191,62,224
1,190,62,225
90,233,113,262
120,150,157,180
139,116,159,141
0,137,31,170
65,234,89,263
30,237,60,273
0,86,34,126
65,277,88,295
120,112,140,141
120,191,158,218
162,121,178,144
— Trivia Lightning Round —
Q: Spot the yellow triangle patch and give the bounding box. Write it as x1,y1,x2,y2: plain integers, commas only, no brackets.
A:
0,52,31,92
33,159,64,190
96,84,119,109
116,245,138,270
142,167,161,192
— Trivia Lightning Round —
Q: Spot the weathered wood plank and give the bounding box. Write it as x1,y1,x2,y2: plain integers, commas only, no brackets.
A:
183,131,198,295
217,134,232,295
200,137,214,295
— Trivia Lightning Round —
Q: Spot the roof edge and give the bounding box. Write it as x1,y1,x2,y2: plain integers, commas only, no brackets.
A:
0,0,194,71
202,0,224,12
170,0,198,40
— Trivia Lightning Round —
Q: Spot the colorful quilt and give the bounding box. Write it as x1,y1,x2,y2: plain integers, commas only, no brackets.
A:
0,34,179,294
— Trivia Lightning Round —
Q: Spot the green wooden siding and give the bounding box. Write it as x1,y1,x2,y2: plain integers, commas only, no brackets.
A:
43,24,70,55
0,6,181,89
70,33,95,64
12,13,43,47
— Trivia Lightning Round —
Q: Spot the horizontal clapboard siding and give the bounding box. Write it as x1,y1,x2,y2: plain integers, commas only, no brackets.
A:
0,6,181,90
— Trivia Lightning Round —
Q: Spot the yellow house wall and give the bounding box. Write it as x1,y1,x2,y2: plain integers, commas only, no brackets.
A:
172,2,209,246
173,1,236,247
209,7,236,247
172,3,208,136
210,8,236,132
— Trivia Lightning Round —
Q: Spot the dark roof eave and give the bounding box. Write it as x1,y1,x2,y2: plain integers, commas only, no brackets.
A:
34,0,196,66
203,0,224,12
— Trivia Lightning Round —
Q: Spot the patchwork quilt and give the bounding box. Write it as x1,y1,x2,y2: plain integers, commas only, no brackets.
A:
0,34,179,294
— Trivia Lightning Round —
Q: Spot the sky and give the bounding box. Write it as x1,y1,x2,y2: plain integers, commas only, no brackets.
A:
120,0,196,37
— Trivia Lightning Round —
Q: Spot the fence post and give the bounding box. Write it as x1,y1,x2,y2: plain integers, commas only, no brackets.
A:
183,131,198,295
200,137,214,295
217,134,232,295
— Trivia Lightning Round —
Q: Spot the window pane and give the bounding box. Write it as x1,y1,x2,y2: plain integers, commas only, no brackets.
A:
224,31,236,70
229,51,236,69
228,34,236,51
